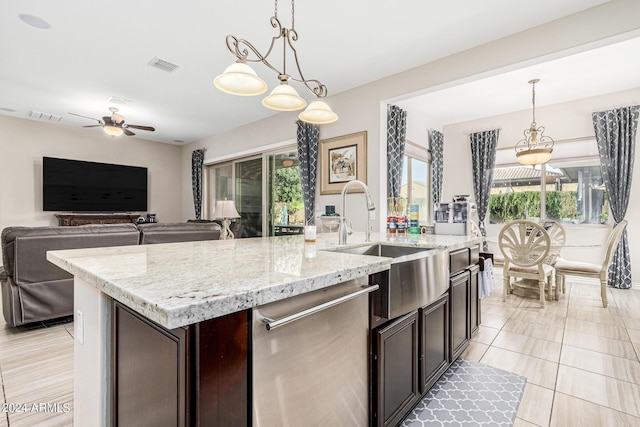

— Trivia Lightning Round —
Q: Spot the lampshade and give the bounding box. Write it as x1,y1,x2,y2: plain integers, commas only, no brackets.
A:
516,147,553,166
214,62,268,96
262,83,307,111
103,125,123,137
298,100,338,124
212,200,240,219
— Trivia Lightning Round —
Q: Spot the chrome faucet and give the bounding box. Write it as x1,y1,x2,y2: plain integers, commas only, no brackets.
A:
338,180,376,244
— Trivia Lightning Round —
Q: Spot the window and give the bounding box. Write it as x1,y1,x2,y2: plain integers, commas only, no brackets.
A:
400,142,430,223
489,158,608,225
204,146,303,238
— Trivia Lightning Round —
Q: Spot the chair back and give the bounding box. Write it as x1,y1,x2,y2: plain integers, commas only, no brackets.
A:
498,220,551,268
601,220,628,271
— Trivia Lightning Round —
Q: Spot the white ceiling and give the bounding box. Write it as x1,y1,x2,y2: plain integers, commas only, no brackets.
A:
2,0,637,145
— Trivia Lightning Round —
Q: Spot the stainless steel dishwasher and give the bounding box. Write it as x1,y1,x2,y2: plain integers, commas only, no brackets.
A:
252,277,379,427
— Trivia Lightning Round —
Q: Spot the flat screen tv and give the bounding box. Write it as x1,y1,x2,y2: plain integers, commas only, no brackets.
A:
43,157,148,212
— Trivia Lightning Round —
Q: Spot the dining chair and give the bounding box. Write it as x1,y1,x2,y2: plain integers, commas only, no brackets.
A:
541,219,566,266
499,220,555,308
554,220,628,308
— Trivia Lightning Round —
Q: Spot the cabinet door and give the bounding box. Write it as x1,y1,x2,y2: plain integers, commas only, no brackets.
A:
469,264,481,336
419,292,449,393
113,302,189,427
374,311,419,427
450,271,470,361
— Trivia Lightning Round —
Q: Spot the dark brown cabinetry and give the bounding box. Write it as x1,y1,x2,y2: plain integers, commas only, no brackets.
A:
449,247,481,361
450,270,470,361
112,302,249,427
113,302,189,427
469,264,481,336
419,292,449,393
56,213,141,226
373,311,420,427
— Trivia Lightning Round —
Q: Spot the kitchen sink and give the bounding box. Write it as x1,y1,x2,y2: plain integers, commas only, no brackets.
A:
329,243,450,319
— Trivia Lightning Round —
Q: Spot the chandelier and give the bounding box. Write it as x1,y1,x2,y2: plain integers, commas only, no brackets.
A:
515,79,554,166
214,0,338,125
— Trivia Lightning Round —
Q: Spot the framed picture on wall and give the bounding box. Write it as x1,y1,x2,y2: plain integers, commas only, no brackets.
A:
320,131,367,194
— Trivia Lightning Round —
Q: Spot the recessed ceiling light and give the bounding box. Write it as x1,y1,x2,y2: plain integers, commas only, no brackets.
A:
0,107,16,113
18,13,51,29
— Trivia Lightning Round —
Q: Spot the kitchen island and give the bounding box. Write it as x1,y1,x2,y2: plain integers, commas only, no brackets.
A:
47,232,482,426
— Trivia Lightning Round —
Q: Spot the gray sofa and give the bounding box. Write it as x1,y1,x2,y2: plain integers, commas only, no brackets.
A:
1,221,221,327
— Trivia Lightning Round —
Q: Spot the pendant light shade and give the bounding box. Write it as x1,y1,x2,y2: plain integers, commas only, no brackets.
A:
298,100,338,124
214,62,268,96
262,83,307,111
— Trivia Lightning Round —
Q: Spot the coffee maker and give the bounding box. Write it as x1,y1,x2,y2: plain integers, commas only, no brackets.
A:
434,195,472,235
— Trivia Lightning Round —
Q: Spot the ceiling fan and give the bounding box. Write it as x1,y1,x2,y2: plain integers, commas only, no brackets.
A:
69,107,155,137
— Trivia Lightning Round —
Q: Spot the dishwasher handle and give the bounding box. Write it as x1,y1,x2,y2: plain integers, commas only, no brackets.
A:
262,284,379,331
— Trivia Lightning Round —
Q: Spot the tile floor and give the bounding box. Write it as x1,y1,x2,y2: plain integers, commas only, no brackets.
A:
2,276,640,426
462,275,640,427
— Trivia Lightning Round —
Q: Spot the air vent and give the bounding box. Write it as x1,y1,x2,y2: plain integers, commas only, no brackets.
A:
147,57,180,73
29,110,62,122
107,96,131,105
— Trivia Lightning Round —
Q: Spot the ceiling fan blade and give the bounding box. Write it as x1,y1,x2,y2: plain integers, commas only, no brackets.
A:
69,112,102,124
123,128,136,136
125,124,155,132
83,124,103,128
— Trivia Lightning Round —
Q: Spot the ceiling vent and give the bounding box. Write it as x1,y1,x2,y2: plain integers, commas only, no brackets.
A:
29,110,62,122
107,96,131,105
147,57,180,73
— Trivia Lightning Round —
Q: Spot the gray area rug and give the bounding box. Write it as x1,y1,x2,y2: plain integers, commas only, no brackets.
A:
401,358,526,426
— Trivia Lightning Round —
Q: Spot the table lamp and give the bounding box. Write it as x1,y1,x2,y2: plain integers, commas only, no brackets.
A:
213,200,241,239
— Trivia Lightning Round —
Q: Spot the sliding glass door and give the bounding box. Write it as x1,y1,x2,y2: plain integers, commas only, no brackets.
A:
266,150,303,237
205,145,302,238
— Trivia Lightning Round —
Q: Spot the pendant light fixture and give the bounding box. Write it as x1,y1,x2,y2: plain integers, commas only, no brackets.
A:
214,0,338,124
515,79,554,166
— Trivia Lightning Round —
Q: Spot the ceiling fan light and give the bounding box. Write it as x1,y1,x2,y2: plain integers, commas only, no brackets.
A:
103,125,123,137
262,84,307,111
214,62,268,96
298,100,338,124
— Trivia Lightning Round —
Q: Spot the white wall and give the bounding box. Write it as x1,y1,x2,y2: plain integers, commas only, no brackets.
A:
181,0,640,234
0,115,182,232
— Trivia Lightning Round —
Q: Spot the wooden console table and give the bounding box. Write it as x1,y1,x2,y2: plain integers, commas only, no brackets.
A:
56,213,143,226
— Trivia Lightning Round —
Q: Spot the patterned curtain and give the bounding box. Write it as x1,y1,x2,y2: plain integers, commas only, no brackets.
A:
470,129,499,250
387,105,407,197
297,120,320,226
429,129,444,205
191,149,206,220
592,105,639,289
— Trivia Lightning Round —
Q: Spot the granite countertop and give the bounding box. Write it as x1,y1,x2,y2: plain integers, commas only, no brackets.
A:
47,231,482,329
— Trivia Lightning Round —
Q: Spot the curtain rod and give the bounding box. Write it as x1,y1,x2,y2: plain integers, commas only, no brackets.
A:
495,135,594,152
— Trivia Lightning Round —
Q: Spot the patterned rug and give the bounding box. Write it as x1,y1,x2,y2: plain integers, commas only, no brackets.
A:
401,359,527,426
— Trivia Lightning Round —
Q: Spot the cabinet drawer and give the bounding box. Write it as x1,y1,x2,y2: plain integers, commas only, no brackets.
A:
449,248,469,276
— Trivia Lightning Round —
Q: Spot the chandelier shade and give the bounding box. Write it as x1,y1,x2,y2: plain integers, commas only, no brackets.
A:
214,62,268,96
262,82,307,111
515,79,554,166
214,0,337,124
298,100,339,124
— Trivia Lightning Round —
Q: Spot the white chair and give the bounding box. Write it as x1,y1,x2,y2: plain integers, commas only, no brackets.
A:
499,220,555,308
541,219,566,266
554,220,628,308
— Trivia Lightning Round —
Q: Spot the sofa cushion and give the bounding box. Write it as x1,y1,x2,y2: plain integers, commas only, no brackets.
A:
2,223,140,281
138,222,221,244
